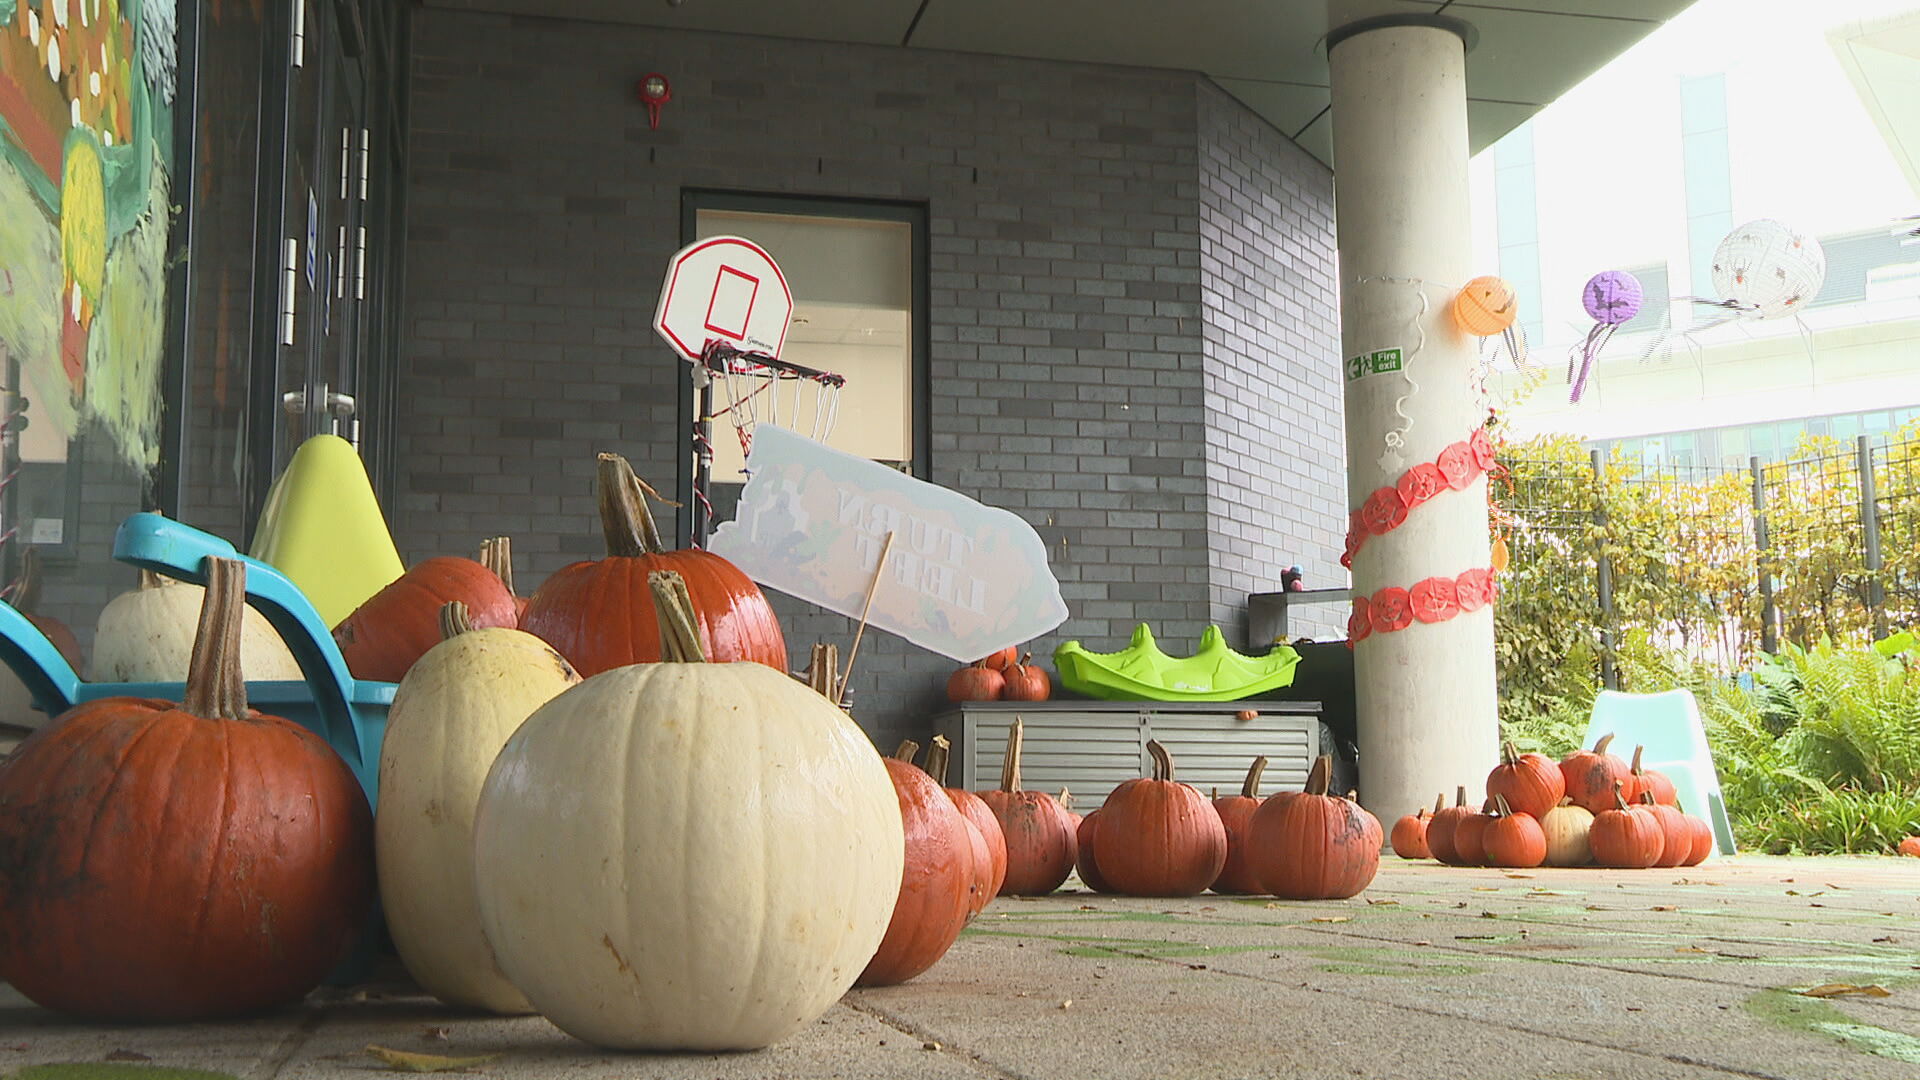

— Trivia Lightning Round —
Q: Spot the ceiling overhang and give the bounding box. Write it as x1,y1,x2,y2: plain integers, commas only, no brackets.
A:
422,0,1697,167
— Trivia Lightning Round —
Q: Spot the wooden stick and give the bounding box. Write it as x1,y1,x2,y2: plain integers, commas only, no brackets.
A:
836,531,895,704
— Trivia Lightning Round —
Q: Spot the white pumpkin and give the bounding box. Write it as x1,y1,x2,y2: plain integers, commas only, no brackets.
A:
376,603,579,1013
93,572,304,682
1542,798,1596,867
473,576,901,1051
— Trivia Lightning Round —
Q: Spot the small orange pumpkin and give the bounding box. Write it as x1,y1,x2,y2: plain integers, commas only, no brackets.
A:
976,717,1077,896
946,661,1005,703
1000,653,1052,702
857,742,977,987
1629,746,1677,806
1589,780,1664,868
334,556,518,683
1210,756,1271,894
1074,811,1114,893
1092,741,1226,897
1245,756,1380,901
1640,792,1691,869
925,737,1007,908
1482,795,1546,869
1391,793,1445,860
1426,786,1475,865
1560,733,1633,814
1487,741,1565,820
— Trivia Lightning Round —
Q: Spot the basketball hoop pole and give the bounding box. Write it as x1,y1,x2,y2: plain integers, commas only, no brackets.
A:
694,376,715,547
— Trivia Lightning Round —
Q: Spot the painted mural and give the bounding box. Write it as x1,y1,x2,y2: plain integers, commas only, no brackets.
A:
0,0,176,470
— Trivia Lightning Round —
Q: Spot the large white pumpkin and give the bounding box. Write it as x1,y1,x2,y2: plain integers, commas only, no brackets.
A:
93,573,304,683
473,660,903,1051
376,607,579,1013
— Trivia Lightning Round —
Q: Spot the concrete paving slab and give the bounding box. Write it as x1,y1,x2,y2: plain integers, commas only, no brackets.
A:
3,856,1916,1080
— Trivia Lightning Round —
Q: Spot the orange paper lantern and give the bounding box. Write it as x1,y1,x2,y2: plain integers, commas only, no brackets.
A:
1453,276,1517,337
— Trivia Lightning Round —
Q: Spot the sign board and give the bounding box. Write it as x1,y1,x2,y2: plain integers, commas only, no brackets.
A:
652,236,794,361
708,425,1069,663
1344,348,1404,382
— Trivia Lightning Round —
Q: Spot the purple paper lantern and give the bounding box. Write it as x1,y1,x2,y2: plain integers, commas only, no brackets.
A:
1582,270,1644,326
1569,270,1645,403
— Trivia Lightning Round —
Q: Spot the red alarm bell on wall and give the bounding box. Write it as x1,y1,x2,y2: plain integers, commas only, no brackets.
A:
638,73,672,130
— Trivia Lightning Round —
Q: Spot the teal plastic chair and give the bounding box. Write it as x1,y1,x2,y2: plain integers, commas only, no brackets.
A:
1583,689,1736,856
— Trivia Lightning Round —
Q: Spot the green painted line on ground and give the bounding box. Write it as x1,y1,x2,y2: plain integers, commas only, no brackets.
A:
1744,989,1920,1065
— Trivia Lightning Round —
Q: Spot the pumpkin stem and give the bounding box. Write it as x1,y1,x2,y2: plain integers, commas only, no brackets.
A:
999,716,1025,793
1241,756,1269,799
1501,741,1520,766
1147,739,1175,782
1630,744,1646,775
481,536,517,597
1639,790,1656,806
1059,787,1073,811
927,735,952,785
440,601,474,640
1455,784,1468,808
1493,793,1514,818
1435,792,1448,815
1612,779,1631,812
138,568,169,591
894,739,920,763
596,453,669,558
1303,754,1332,796
182,558,249,721
647,571,707,663
1594,733,1615,754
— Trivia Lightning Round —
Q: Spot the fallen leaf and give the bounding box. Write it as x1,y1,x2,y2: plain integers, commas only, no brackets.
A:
104,1051,153,1063
1502,873,1535,879
1472,886,1500,892
1365,898,1400,906
1455,934,1499,941
1199,906,1216,912
1650,906,1678,912
422,1028,451,1042
1058,1000,1073,1010
1585,905,1607,911
922,1042,942,1051
1798,984,1892,999
1785,889,1800,896
1824,883,1844,890
1187,963,1208,970
1309,916,1351,923
366,1045,502,1073
1413,940,1432,947
1674,946,1710,954
1807,891,1827,898
1077,905,1097,911
1626,1006,1643,1012
1873,936,1898,944
1479,911,1499,919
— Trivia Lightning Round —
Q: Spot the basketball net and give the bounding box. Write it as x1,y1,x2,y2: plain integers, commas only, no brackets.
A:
693,340,846,534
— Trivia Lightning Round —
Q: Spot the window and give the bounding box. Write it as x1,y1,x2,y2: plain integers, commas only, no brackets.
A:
677,192,929,545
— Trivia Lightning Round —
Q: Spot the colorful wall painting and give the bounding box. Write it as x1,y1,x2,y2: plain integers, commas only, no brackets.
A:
0,0,178,471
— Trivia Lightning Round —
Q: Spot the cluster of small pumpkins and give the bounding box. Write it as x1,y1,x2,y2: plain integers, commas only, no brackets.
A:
0,453,988,1052
1389,735,1715,869
946,646,1052,702
960,719,1381,902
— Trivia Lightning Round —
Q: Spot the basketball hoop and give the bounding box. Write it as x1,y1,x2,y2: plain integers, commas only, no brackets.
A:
698,341,846,460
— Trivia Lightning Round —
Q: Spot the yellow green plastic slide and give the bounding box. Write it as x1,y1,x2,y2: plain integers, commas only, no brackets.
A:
1053,624,1301,702
249,435,404,628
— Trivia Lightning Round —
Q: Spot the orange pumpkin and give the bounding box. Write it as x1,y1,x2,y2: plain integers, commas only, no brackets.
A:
1210,756,1271,894
1680,808,1714,867
1640,792,1690,869
1482,795,1546,868
1899,836,1920,858
1629,746,1677,806
1426,786,1475,865
1452,811,1492,867
1246,756,1380,900
926,736,1006,906
0,559,373,1020
334,556,518,683
1390,793,1445,860
1589,780,1664,868
520,454,787,676
1560,733,1633,814
976,717,1077,896
1091,740,1226,897
1074,810,1114,893
1487,741,1565,820
978,646,1018,670
946,661,1005,703
857,743,977,987
1000,653,1052,702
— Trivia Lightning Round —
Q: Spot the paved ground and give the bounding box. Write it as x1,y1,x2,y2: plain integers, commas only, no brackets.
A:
4,855,1918,1080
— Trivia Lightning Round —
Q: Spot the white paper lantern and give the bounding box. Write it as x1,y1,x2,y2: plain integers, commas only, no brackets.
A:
1710,219,1826,320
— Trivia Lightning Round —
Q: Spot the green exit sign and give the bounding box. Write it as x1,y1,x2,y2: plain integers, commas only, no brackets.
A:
1345,348,1404,382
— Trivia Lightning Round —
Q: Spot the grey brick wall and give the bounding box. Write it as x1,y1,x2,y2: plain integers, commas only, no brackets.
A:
1197,82,1347,645
399,11,1342,751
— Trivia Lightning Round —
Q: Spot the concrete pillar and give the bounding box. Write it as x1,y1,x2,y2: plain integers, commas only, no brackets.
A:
1326,15,1500,828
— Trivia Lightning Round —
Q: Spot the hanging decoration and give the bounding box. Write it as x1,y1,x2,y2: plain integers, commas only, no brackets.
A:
1644,219,1826,360
1567,270,1643,404
1348,276,1431,474
1347,566,1500,646
1341,427,1500,570
1452,275,1528,372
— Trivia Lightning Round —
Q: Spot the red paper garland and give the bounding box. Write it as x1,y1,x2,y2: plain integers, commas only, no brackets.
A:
1346,566,1500,649
1342,428,1502,570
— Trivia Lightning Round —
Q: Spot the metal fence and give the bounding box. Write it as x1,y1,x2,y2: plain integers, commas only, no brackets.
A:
1497,434,1920,684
